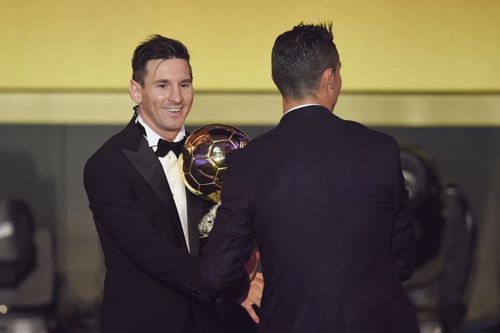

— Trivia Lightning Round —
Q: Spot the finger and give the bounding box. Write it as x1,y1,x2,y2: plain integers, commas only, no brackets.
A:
247,289,262,307
251,282,264,295
251,296,262,308
242,302,260,324
252,278,264,291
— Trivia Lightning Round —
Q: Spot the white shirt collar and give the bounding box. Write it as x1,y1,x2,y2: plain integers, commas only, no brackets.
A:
136,115,186,148
284,103,321,115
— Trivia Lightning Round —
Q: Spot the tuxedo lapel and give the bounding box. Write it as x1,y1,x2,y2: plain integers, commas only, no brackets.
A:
122,139,176,212
122,124,191,252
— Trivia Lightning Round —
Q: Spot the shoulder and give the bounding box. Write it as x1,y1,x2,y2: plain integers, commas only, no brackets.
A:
84,125,132,176
343,119,399,149
224,127,278,166
238,127,279,153
86,131,121,164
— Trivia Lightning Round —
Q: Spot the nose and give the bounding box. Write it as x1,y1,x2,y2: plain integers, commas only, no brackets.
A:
168,86,183,104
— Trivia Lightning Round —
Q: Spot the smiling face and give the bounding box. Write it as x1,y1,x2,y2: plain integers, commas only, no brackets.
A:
130,58,194,141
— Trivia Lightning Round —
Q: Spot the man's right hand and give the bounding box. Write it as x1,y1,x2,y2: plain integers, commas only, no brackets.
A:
240,272,264,324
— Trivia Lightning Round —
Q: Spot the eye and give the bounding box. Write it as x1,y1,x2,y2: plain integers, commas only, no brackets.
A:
180,82,192,88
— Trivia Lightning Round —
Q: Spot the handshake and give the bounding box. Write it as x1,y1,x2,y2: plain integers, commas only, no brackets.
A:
242,249,264,324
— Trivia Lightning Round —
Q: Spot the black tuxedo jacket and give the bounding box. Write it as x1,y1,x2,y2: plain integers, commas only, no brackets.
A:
84,118,223,333
202,106,420,333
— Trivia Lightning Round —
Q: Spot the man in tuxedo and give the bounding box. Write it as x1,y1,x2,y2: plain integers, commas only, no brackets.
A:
201,23,420,332
84,35,260,333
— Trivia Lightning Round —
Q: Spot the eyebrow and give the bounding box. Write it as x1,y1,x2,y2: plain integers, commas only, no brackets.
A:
153,78,192,84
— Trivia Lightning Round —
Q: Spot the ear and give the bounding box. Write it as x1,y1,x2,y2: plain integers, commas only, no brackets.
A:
324,68,336,89
129,80,143,104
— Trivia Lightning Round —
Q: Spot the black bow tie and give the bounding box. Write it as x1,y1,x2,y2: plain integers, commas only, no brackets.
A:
156,138,185,158
135,121,185,157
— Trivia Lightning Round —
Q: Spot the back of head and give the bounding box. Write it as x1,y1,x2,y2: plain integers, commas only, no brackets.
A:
132,34,191,85
272,23,339,99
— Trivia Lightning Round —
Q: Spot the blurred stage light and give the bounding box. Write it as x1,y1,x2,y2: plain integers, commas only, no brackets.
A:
0,314,49,333
400,145,477,333
0,198,56,332
0,199,35,287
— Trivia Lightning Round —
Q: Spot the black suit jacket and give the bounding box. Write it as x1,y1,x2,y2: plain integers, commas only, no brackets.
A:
202,106,420,333
84,118,223,333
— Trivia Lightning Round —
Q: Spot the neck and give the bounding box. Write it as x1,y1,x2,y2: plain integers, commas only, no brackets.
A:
137,114,181,142
282,95,332,114
161,131,179,142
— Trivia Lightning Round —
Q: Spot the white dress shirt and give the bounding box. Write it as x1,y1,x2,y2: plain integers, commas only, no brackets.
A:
284,103,321,115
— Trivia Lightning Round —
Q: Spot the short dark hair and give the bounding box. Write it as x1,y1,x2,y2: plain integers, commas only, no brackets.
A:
271,23,339,99
131,34,191,85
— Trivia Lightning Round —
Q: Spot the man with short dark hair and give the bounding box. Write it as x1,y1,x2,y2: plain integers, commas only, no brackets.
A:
201,23,420,332
84,35,260,333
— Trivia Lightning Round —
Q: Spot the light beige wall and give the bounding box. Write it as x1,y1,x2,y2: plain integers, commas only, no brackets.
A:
2,0,500,92
2,0,499,125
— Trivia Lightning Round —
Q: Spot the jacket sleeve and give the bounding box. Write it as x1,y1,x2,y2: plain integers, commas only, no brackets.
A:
200,152,255,302
390,141,417,282
83,152,210,302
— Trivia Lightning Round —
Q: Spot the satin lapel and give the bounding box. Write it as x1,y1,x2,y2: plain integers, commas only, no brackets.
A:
186,190,204,256
122,139,177,218
122,138,190,253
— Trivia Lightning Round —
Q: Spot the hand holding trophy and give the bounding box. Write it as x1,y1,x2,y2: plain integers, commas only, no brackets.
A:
179,125,263,323
178,124,250,239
